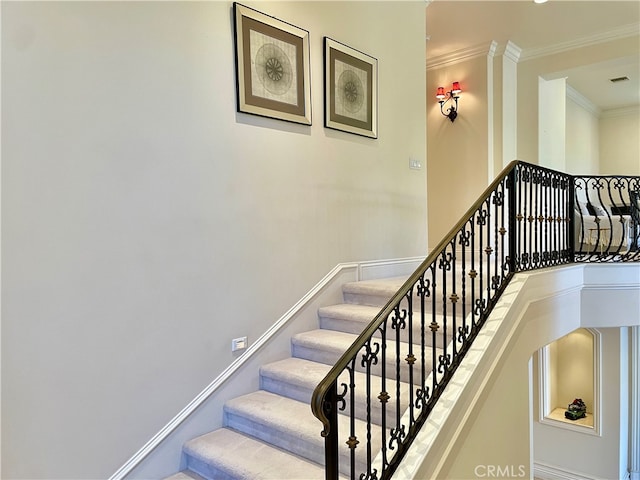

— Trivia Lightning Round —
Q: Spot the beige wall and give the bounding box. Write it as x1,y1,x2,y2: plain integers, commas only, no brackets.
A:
566,94,600,175
427,33,639,249
552,328,595,414
517,35,640,167
600,108,640,176
427,55,490,248
1,2,427,478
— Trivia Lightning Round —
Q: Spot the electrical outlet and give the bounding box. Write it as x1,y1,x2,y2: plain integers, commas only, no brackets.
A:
409,158,422,170
231,336,248,352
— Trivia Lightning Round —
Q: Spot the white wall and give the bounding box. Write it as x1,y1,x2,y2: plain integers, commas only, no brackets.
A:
0,2,427,478
535,328,630,479
413,264,639,480
538,77,567,172
397,264,639,480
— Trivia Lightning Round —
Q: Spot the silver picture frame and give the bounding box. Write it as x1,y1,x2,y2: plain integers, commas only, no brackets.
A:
234,3,312,125
324,37,378,138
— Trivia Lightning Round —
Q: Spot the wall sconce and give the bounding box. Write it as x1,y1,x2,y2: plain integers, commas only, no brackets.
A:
436,82,462,122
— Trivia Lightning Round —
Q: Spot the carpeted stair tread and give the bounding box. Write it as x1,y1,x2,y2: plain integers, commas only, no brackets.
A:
224,390,381,476
259,357,411,425
183,427,334,480
342,275,474,313
342,277,407,306
318,303,455,347
259,357,331,403
168,269,474,479
291,329,440,380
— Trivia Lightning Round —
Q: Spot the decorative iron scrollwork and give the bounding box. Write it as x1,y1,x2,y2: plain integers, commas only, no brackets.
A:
415,386,430,409
391,305,407,331
492,190,504,206
437,353,451,373
438,252,454,271
336,381,348,412
474,298,486,315
457,324,470,343
416,275,431,298
359,470,379,480
458,228,472,247
476,209,489,226
389,425,406,451
361,341,380,368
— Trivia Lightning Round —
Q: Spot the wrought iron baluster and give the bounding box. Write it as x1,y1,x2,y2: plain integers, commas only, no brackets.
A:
430,264,438,401
378,319,388,474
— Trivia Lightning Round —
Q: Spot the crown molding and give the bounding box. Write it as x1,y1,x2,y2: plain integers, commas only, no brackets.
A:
520,23,640,61
567,84,601,117
503,41,522,63
600,105,640,119
426,23,639,69
427,41,497,69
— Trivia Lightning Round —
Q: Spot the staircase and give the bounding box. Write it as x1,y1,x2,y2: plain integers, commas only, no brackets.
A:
166,273,459,480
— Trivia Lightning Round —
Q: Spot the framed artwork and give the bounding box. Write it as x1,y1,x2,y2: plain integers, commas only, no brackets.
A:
233,3,312,125
324,37,378,138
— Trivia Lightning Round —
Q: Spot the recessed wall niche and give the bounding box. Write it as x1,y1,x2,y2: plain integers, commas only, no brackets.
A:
538,328,601,435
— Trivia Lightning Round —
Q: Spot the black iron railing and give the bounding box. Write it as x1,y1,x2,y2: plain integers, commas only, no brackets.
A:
311,161,640,480
574,175,640,261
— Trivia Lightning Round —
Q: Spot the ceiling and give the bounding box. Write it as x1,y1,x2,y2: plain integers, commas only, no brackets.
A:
425,0,640,110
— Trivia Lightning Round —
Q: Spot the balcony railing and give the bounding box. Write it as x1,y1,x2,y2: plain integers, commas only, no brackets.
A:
311,160,639,480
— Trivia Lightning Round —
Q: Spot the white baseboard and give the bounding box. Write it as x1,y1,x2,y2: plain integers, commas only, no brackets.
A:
534,462,599,480
357,256,424,281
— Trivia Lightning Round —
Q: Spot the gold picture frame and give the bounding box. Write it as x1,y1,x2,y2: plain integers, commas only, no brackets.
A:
234,3,312,125
324,37,378,138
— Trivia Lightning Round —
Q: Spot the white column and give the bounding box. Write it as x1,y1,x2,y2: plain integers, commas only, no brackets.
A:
630,326,640,480
502,41,520,169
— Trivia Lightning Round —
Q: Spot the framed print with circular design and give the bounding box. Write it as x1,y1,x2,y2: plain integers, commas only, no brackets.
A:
234,3,312,125
324,37,377,138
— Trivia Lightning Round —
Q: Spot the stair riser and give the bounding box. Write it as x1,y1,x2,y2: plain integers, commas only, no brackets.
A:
292,343,435,382
319,315,457,348
260,374,410,426
344,292,475,315
186,456,235,480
